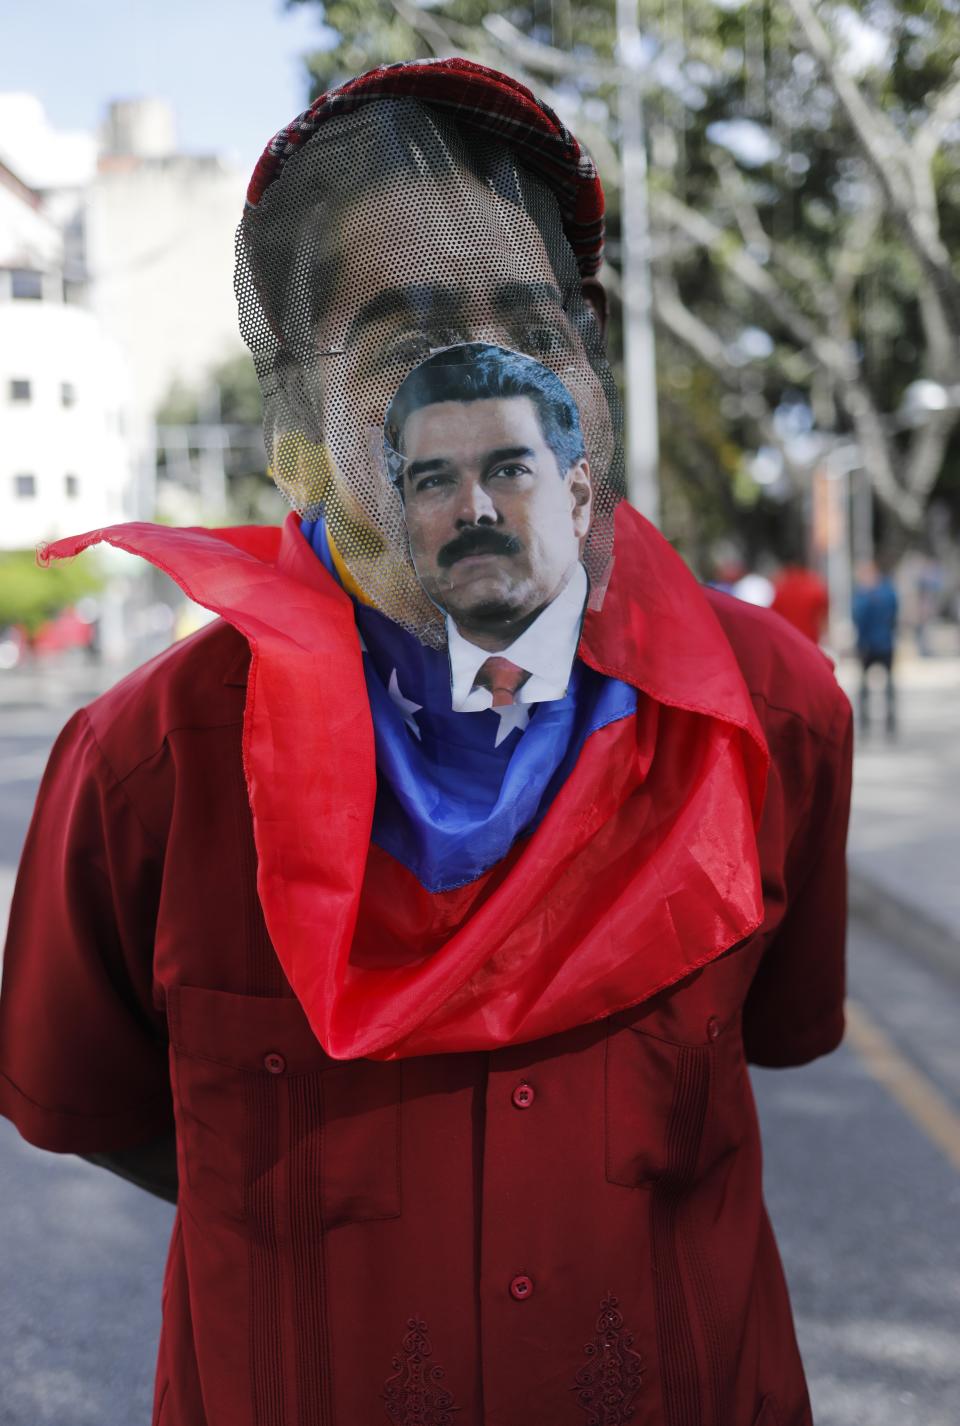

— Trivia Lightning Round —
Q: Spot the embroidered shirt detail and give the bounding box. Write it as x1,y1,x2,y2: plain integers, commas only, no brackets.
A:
572,1294,644,1424
383,1318,461,1425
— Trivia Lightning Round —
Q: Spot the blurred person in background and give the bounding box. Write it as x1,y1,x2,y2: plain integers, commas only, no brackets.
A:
913,553,944,657
0,59,853,1426
704,543,744,595
852,558,899,737
706,547,775,608
771,561,829,645
733,565,776,608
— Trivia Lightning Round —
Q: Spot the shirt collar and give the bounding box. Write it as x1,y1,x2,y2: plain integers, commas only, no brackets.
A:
447,563,588,712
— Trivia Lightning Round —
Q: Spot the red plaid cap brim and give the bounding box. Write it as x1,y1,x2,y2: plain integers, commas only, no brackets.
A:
246,57,605,278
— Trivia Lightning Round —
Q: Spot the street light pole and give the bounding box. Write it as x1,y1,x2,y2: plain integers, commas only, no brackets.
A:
616,0,660,525
813,440,860,653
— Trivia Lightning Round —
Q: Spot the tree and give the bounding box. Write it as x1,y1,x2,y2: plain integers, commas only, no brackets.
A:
155,354,286,524
645,0,960,553
0,549,103,636
289,0,960,561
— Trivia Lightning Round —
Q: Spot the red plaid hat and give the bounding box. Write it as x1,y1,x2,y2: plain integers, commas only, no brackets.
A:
246,57,605,278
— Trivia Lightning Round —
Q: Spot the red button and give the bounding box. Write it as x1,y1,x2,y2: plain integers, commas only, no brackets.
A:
263,1052,286,1075
511,1082,535,1109
706,1017,721,1042
509,1274,533,1301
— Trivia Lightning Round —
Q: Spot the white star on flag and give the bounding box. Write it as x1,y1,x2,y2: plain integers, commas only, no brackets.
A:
492,701,529,747
388,668,422,739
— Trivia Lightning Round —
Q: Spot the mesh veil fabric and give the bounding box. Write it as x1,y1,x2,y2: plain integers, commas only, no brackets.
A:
235,74,624,648
36,60,774,1064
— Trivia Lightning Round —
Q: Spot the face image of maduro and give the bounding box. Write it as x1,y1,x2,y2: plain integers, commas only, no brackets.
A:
385,344,592,652
236,96,621,645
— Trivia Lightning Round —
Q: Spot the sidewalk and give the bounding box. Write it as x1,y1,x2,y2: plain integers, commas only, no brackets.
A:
837,647,960,981
0,648,146,711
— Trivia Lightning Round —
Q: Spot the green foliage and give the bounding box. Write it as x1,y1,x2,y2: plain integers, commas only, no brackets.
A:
286,0,960,549
156,353,263,427
156,379,199,426
289,0,606,94
155,352,282,523
214,353,265,426
0,550,104,635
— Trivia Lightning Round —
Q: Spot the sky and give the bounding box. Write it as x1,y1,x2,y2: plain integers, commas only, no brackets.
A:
0,0,334,177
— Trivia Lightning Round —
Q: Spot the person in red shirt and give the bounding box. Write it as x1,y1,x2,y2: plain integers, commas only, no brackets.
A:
771,564,830,644
0,61,852,1426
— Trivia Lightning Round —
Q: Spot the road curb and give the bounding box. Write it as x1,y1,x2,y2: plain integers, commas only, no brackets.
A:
848,865,960,987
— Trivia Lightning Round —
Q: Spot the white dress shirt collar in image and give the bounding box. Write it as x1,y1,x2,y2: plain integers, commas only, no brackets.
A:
446,562,589,719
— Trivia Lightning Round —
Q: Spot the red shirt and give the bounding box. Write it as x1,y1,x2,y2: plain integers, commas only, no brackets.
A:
0,518,852,1426
771,567,830,645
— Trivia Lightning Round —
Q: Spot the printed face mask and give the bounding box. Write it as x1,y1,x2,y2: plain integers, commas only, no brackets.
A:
236,95,623,647
384,343,591,664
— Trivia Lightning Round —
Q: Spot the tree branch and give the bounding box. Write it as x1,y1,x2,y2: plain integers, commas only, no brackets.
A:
837,382,926,530
650,276,808,487
830,191,882,324
783,0,960,329
912,70,960,166
481,13,625,85
651,276,729,372
909,70,960,266
708,149,845,330
902,408,960,506
708,150,771,260
651,189,856,378
388,0,457,57
916,280,958,381
652,243,926,530
782,0,910,180
387,0,624,187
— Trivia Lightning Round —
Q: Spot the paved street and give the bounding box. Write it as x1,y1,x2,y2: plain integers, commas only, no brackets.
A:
0,657,125,947
1,652,959,1425
839,652,960,983
756,922,960,1426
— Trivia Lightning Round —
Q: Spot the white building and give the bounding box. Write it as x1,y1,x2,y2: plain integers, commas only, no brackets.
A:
0,95,255,545
86,99,249,424
0,159,135,551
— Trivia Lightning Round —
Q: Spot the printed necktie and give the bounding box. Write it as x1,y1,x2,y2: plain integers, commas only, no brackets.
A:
473,656,530,708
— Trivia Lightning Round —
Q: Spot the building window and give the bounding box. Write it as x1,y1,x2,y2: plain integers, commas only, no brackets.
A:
61,381,77,408
14,474,37,498
11,269,44,301
9,378,31,402
65,473,80,498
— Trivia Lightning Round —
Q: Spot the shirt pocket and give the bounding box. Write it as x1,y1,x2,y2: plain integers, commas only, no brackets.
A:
605,992,751,1190
167,986,401,1229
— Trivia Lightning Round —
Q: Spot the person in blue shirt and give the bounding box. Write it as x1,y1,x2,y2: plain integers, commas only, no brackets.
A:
852,559,899,735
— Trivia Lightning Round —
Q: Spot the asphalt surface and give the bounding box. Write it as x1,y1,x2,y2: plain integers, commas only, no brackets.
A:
839,653,960,984
1,671,958,1425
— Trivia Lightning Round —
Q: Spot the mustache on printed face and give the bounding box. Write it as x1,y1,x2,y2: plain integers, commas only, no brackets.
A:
437,526,524,569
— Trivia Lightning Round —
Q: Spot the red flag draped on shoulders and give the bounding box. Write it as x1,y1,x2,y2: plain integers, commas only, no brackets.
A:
41,503,768,1060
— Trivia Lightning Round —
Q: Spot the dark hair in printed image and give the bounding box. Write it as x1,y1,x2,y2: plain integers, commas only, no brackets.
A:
384,343,586,493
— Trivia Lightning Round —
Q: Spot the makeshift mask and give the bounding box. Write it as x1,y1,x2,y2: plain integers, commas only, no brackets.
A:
235,71,623,649
42,60,769,1064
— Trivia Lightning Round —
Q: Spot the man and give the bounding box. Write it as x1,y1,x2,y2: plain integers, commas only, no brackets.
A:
237,73,618,643
852,558,898,735
771,561,830,644
385,343,591,734
0,59,852,1426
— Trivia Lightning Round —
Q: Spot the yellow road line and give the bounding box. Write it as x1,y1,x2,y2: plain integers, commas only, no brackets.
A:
845,998,960,1174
